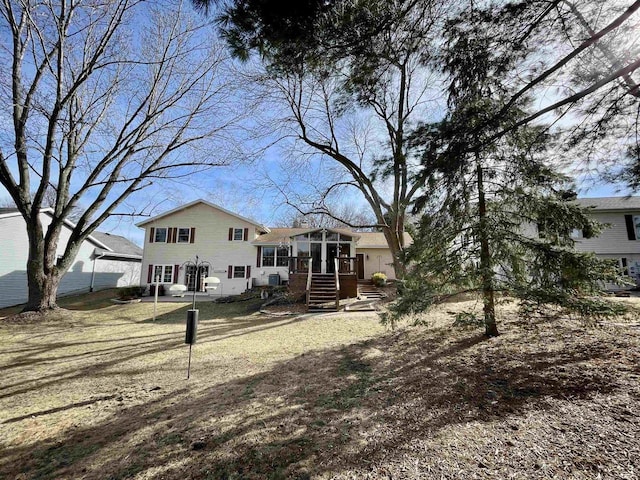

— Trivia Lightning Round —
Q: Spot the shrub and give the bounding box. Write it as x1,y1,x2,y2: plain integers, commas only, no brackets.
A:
372,272,387,287
117,286,145,300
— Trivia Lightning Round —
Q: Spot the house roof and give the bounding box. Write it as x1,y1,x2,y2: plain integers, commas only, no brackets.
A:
253,227,361,245
91,232,143,257
575,196,640,211
136,199,270,232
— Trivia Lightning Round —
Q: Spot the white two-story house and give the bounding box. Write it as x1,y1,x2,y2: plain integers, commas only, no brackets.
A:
573,197,640,284
136,199,411,297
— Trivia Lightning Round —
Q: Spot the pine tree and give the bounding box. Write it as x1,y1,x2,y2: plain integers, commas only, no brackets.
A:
387,8,626,334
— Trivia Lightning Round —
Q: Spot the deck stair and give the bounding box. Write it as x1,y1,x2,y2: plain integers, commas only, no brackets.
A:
357,280,385,300
307,274,339,312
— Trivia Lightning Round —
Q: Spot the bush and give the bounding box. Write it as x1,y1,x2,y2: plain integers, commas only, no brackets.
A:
117,286,145,300
372,272,387,287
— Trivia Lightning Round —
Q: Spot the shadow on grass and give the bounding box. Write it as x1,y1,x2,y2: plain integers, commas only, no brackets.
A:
0,312,304,398
1,319,636,480
143,298,265,324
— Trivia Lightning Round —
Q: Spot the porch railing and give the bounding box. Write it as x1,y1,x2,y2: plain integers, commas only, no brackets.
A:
336,256,358,275
306,258,313,308
289,256,312,274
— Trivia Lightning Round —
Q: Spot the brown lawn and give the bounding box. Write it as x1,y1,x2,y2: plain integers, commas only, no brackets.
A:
0,292,639,479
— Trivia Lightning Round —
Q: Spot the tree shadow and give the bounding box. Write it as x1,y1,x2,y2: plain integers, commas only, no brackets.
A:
0,312,307,398
1,319,635,479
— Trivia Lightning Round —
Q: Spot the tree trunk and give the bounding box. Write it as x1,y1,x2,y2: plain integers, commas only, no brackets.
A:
22,218,61,312
477,163,499,337
381,223,407,280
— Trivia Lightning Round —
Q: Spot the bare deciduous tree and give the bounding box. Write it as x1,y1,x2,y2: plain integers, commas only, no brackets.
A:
0,0,240,312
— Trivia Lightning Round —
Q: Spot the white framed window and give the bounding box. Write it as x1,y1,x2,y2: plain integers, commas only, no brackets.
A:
153,265,174,283
261,246,290,267
177,227,191,243
634,216,640,239
570,228,583,239
233,228,244,241
233,266,246,278
154,227,168,243
262,247,275,267
276,246,289,266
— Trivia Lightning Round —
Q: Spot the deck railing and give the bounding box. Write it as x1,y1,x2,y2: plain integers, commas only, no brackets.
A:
306,258,313,308
289,256,312,274
336,256,358,275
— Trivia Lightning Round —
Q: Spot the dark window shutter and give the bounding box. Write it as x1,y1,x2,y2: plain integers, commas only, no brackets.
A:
149,228,155,243
172,227,178,243
625,215,636,240
256,246,262,268
622,257,629,276
244,228,249,241
173,265,179,283
228,228,233,241
147,264,153,283
228,266,232,279
246,266,251,278
190,227,195,243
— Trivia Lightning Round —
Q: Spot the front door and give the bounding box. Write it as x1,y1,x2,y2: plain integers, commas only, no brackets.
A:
356,254,365,279
186,265,209,291
311,243,322,273
326,243,338,274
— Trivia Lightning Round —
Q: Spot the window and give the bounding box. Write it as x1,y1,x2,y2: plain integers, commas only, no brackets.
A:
326,231,338,241
233,266,246,278
570,229,583,239
154,227,167,243
262,247,275,267
233,228,244,241
177,228,190,243
621,258,629,276
635,216,640,239
153,265,174,283
276,246,289,266
261,246,290,267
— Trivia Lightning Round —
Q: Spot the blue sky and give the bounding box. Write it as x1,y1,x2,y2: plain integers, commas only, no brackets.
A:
0,0,637,248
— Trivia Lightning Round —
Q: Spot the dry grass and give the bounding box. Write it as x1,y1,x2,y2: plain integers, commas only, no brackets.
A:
0,294,639,479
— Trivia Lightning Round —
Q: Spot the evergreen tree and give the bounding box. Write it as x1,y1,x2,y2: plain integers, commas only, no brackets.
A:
388,8,626,334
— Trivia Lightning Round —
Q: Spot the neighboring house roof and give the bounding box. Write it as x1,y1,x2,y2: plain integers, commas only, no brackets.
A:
575,196,640,211
253,227,361,245
91,232,143,257
136,199,270,232
356,231,413,248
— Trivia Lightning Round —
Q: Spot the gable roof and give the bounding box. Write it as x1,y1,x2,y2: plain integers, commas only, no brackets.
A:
135,199,270,232
575,196,640,211
253,227,361,245
91,232,142,257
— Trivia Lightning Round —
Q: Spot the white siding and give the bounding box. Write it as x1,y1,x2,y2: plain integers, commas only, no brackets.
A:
357,248,397,280
574,211,640,256
140,203,260,296
0,213,141,308
0,215,31,308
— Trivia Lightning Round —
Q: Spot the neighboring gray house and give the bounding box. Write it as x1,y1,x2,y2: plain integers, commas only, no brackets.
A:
0,208,142,308
572,197,640,286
